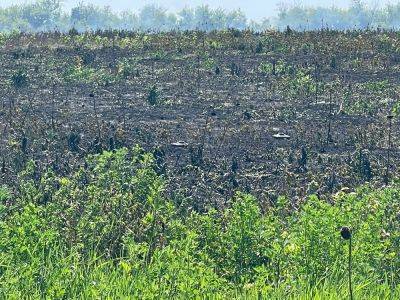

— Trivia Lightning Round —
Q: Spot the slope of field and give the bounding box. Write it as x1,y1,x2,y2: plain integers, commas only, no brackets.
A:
0,30,399,209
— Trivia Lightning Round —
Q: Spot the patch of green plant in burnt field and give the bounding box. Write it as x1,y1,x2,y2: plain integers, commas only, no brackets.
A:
0,30,399,209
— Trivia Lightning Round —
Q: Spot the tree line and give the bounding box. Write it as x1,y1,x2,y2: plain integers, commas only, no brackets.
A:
2,0,400,32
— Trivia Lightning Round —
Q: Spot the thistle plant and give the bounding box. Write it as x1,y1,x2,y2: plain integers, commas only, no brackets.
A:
341,226,353,300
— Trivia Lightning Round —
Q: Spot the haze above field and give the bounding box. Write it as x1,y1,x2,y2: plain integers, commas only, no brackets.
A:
1,0,398,20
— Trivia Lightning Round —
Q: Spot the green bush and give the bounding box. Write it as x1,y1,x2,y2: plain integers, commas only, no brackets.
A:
64,57,118,86
117,57,138,78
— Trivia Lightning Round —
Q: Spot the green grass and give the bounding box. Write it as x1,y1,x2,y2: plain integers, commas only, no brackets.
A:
0,148,399,299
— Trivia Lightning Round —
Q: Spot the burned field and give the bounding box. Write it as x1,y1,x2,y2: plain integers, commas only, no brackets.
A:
0,30,399,208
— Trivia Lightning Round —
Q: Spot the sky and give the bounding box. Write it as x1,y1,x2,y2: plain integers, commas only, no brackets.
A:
1,0,398,21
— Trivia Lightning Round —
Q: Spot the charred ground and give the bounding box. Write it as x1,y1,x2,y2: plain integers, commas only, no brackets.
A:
0,30,399,209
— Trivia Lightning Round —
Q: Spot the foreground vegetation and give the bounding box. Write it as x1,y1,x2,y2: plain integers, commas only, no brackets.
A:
1,148,399,298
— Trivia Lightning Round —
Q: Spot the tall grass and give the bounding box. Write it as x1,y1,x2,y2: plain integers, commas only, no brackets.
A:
0,148,399,299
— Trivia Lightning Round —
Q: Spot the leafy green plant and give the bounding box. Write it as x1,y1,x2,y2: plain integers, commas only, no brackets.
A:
0,186,10,217
221,193,270,282
0,185,10,202
0,33,6,46
363,80,389,93
117,57,138,78
258,61,273,74
392,101,400,116
346,98,377,116
202,57,216,71
64,56,118,85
